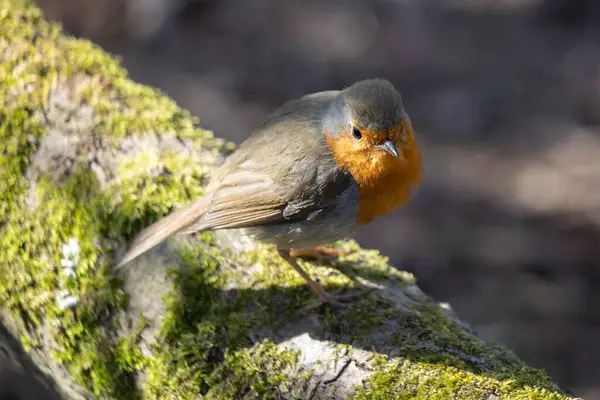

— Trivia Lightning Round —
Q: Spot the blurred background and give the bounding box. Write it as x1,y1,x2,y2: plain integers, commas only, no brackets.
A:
32,0,600,398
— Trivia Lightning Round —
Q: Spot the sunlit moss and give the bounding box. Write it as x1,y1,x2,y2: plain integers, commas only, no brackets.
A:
353,354,570,400
0,1,220,397
350,306,571,399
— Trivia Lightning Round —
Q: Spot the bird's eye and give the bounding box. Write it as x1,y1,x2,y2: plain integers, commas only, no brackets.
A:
352,126,363,140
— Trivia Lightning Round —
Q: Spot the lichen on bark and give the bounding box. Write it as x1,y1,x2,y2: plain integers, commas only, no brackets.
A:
0,1,581,399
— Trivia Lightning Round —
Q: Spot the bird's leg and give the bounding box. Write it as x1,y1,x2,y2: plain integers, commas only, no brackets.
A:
289,247,355,296
277,248,373,312
289,247,351,261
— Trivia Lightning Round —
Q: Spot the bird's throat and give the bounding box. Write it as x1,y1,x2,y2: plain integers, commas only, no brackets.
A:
326,135,422,225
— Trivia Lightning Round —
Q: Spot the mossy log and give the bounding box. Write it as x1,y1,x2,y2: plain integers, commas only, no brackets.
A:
0,1,581,399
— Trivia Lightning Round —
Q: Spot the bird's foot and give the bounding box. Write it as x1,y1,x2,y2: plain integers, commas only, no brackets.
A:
300,285,375,313
277,248,373,314
290,247,352,262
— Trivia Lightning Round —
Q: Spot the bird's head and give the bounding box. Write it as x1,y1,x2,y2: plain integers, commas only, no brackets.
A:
323,78,422,190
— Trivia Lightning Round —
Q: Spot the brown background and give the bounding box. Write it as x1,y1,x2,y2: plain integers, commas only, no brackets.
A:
22,0,600,398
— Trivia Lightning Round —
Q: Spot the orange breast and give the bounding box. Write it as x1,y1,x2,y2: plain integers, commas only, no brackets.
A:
326,130,422,225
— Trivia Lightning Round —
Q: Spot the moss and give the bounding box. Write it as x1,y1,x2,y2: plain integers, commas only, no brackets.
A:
390,307,535,379
352,355,570,400
0,168,136,397
351,307,573,399
143,239,306,399
2,1,298,398
236,239,415,319
224,242,575,399
0,1,222,398
208,340,301,399
112,149,212,240
140,233,575,399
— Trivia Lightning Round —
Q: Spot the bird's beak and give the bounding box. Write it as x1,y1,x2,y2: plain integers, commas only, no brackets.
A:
377,140,399,158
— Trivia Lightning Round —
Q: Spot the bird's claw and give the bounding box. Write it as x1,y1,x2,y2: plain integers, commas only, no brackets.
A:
290,247,352,262
299,286,376,314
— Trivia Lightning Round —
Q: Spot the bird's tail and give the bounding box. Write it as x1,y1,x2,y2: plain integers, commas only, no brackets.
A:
116,196,211,268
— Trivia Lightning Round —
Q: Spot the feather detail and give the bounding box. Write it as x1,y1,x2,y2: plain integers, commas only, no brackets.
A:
117,169,290,267
117,196,211,268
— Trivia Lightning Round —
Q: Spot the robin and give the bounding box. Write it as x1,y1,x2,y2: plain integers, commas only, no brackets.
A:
117,78,423,309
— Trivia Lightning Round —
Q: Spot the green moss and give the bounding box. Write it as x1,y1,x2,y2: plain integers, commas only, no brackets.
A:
236,239,415,319
112,149,212,240
208,340,301,399
59,37,225,150
0,1,222,398
142,239,305,399
0,168,136,397
351,307,573,399
352,355,570,400
392,306,561,388
330,240,416,284
2,1,296,398
218,242,574,399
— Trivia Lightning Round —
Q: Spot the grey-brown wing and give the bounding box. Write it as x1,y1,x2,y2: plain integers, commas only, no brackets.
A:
179,89,351,234
177,155,351,235
177,166,288,234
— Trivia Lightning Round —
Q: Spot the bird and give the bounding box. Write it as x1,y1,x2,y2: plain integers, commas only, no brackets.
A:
117,78,423,310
